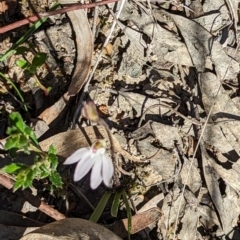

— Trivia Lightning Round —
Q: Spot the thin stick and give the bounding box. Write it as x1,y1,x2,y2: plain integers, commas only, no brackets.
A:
0,0,120,34
0,173,66,220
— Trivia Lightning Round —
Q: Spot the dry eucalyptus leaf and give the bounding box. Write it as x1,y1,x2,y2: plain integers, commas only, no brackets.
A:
156,10,212,72
157,9,239,79
37,5,93,126
211,40,239,80
65,8,93,96
201,144,231,234
193,13,228,34
198,204,220,227
208,155,240,192
40,126,141,163
161,185,186,227
148,24,193,67
20,218,122,240
180,157,201,194
117,21,147,51
110,208,162,238
178,207,199,240
138,194,164,213
40,126,106,158
112,92,172,119
118,43,144,78
38,92,70,125
151,122,182,149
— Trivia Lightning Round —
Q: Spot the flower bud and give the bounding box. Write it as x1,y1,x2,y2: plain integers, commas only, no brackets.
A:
81,101,99,122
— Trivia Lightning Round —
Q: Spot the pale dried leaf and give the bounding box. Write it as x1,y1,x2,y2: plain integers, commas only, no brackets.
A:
161,185,186,227
178,207,198,240
180,157,201,194
201,143,232,234
158,10,212,72
66,9,93,96
111,208,162,238
138,193,164,213
20,218,122,240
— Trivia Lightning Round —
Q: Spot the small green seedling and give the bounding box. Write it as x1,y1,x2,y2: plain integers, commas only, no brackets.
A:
16,51,47,75
90,189,132,239
15,46,51,95
2,112,62,191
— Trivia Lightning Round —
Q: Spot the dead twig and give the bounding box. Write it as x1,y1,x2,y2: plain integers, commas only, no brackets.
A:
0,173,66,221
0,0,120,34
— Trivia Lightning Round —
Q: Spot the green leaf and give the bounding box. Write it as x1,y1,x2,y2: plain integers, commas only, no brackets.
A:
4,135,20,150
89,192,112,223
16,59,28,69
25,126,38,146
15,46,29,55
32,52,47,68
9,112,25,134
28,65,37,74
122,190,132,237
111,190,122,217
2,163,25,174
49,172,63,188
32,167,40,178
46,87,52,93
19,135,28,147
13,179,23,192
22,170,34,189
23,69,32,77
48,145,56,155
40,163,50,175
9,148,18,158
40,170,49,178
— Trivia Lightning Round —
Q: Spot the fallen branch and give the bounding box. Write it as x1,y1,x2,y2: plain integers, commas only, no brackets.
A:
0,173,66,221
0,0,120,34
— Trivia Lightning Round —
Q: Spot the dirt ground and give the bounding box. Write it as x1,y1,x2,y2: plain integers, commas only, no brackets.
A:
1,0,240,239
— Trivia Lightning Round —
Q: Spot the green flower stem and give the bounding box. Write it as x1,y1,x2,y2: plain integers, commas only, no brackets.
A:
33,75,49,96
28,143,47,157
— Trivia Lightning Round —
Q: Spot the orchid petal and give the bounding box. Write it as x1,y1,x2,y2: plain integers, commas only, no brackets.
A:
63,148,90,165
102,155,114,187
90,156,103,189
74,153,96,181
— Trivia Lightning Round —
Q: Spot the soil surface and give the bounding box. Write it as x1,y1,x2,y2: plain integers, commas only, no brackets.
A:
1,0,240,239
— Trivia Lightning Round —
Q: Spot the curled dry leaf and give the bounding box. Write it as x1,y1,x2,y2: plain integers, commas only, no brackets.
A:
38,3,93,125
66,8,93,96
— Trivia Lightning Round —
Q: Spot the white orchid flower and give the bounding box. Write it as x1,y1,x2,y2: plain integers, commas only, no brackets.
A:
63,140,114,189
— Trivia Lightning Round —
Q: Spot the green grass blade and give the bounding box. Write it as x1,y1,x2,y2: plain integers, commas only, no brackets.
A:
122,190,132,239
111,190,122,217
0,3,60,62
0,72,28,111
89,191,112,223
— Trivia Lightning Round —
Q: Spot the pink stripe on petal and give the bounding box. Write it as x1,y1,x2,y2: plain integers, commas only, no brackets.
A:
90,156,103,189
63,148,90,165
73,154,96,181
102,155,114,187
